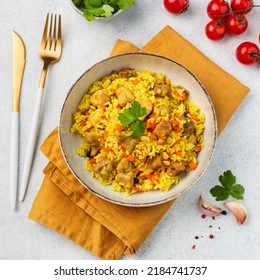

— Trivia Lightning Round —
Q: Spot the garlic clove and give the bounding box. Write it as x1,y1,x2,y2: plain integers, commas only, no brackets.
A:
198,196,222,217
224,201,247,225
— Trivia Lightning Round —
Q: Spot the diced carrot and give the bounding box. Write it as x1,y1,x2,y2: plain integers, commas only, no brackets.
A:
80,119,86,126
174,113,182,120
135,167,140,174
192,115,199,121
173,120,180,127
146,174,153,180
181,91,187,100
98,103,106,109
127,154,135,162
174,127,182,133
148,114,157,120
189,159,198,170
195,144,202,152
116,124,123,131
176,137,184,143
89,158,96,165
103,147,111,152
102,131,108,137
149,132,156,140
146,121,157,130
131,79,139,85
176,151,183,157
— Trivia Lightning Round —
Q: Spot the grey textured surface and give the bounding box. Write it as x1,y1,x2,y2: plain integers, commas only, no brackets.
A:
0,0,259,260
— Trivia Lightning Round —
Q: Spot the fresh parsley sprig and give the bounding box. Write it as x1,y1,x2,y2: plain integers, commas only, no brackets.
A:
73,0,135,21
210,170,245,201
118,101,147,139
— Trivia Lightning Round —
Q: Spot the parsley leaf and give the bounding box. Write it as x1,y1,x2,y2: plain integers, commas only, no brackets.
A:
130,120,146,139
102,4,114,17
117,0,135,10
118,101,147,138
118,108,136,128
76,0,135,21
210,170,245,201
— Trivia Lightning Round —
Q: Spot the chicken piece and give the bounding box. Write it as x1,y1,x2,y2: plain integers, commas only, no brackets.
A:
137,98,153,120
154,83,171,96
187,151,197,160
85,132,102,147
171,162,186,172
90,89,110,107
87,110,102,126
85,132,103,156
117,131,139,153
157,104,169,116
93,158,113,179
144,155,163,174
183,119,195,137
154,120,172,138
116,172,134,189
116,157,133,173
167,161,186,177
188,134,197,144
90,147,100,157
147,156,163,170
115,68,136,78
116,86,134,107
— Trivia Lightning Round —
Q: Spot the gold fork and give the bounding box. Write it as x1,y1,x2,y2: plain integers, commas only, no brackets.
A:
20,13,62,202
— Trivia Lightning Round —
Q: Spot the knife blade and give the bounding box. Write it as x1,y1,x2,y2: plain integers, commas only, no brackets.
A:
11,31,26,210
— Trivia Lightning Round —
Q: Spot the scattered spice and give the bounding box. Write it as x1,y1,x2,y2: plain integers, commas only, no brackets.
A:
209,234,214,239
192,245,196,250
195,236,199,239
222,210,227,215
201,214,206,219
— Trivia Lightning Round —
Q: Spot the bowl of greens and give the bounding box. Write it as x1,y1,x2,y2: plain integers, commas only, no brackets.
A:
70,0,135,21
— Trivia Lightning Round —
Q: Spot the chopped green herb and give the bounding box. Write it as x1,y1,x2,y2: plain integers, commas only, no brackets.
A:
118,101,147,139
210,170,245,201
73,0,135,21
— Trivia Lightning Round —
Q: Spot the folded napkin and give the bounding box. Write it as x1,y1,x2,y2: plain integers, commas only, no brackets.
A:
29,25,250,260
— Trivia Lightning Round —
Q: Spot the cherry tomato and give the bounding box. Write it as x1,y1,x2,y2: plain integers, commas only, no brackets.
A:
226,14,248,35
205,20,227,40
163,0,189,14
236,41,260,64
231,0,254,14
207,0,231,19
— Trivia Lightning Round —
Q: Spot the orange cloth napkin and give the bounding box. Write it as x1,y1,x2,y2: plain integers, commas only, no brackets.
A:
28,26,250,260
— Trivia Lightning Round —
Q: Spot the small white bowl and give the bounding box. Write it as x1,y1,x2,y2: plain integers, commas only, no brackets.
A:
69,0,123,21
59,53,217,207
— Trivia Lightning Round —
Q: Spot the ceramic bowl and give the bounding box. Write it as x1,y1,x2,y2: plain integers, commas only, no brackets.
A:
59,53,217,207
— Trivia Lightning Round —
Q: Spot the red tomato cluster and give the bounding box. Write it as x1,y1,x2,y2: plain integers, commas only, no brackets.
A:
205,0,255,41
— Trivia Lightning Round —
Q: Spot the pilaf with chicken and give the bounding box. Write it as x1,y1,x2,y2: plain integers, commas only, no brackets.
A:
71,68,205,196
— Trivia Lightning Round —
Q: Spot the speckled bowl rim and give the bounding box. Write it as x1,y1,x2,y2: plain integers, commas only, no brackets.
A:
59,52,218,207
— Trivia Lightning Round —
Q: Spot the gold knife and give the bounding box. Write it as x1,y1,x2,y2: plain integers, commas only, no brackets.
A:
11,31,26,210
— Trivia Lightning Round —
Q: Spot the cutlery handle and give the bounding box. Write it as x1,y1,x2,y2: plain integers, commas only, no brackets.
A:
10,112,19,210
19,88,44,202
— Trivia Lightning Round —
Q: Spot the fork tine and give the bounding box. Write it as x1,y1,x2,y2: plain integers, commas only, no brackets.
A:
46,13,53,50
56,15,62,52
40,13,49,49
51,14,57,50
